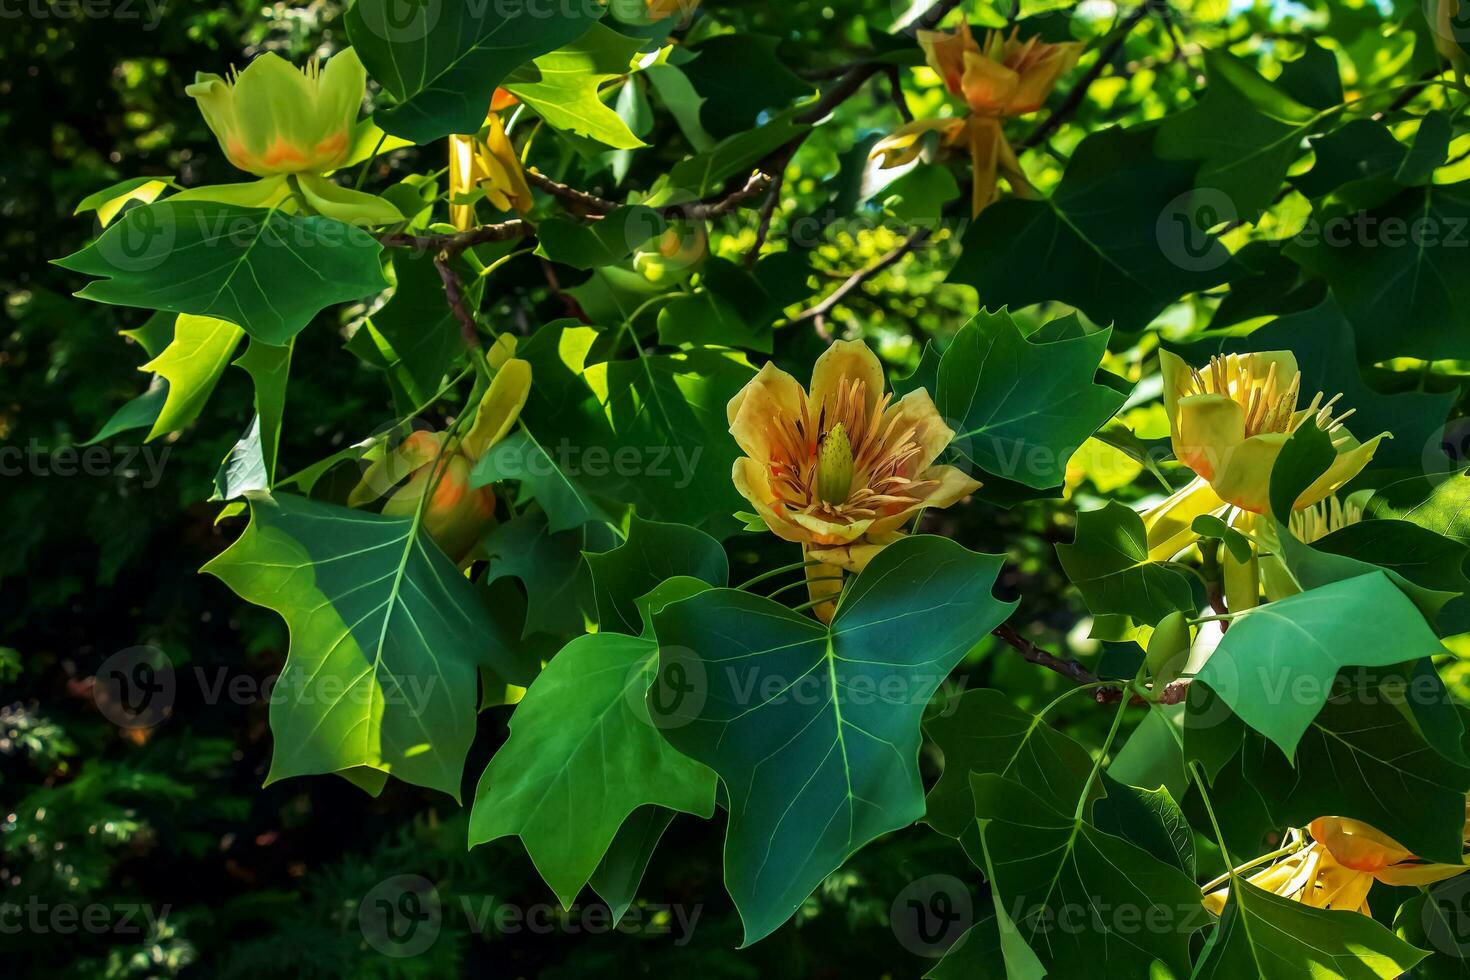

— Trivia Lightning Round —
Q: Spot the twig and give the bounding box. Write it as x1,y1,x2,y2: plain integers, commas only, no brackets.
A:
378,220,533,256
745,172,784,267
1371,66,1442,121
1019,2,1153,151
789,228,932,336
524,168,617,215
884,64,914,123
992,623,1099,686
434,254,480,350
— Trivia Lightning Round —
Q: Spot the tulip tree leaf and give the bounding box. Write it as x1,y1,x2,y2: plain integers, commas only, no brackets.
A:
649,535,1016,944
503,24,648,150
469,623,718,908
346,0,601,143
352,251,468,408
1244,693,1470,863
139,314,244,440
512,320,756,532
203,492,530,799
933,311,1128,491
589,805,677,925
1394,887,1470,978
1287,182,1470,363
84,378,168,446
1156,50,1326,219
481,511,597,642
55,202,389,346
1268,424,1460,622
923,913,1009,980
1196,877,1427,979
1092,775,1195,877
535,205,664,270
922,687,1098,838
949,124,1232,332
664,111,808,198
584,515,728,635
680,34,814,139
1197,571,1444,758
1056,501,1195,625
472,430,626,534
969,773,1205,978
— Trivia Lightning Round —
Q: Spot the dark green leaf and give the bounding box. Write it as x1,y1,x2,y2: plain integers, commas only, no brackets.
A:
1056,501,1195,624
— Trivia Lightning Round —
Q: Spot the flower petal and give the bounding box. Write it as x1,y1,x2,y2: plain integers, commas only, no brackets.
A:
1175,393,1245,482
1140,476,1227,561
810,339,885,416
732,458,806,544
728,362,807,461
461,357,532,460
1292,430,1386,511
1212,431,1288,514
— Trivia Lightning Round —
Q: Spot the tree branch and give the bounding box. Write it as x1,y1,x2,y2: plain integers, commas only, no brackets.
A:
788,228,932,336
991,623,1099,686
378,219,533,257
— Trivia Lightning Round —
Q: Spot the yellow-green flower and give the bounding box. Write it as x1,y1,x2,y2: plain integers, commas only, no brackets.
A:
1142,351,1385,561
449,109,533,230
727,341,979,620
350,339,531,566
187,49,364,177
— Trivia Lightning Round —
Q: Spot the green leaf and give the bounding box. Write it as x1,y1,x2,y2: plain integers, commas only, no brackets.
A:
923,913,1008,980
1193,514,1254,563
351,251,467,408
1245,692,1470,863
1056,501,1195,625
656,253,810,354
664,111,807,198
1157,50,1326,218
970,773,1205,977
469,625,717,908
73,175,175,226
1196,878,1427,979
1369,471,1470,542
949,124,1232,332
345,0,601,143
83,378,167,445
589,805,676,925
1395,886,1470,979
203,493,529,799
1197,571,1444,757
1287,182,1470,362
503,24,648,149
584,515,728,634
472,430,626,534
482,512,596,642
55,202,388,346
535,205,663,270
1093,774,1196,877
922,687,1099,838
649,535,1016,944
513,320,756,531
140,314,244,440
234,336,293,486
645,63,715,152
681,34,813,139
933,311,1128,491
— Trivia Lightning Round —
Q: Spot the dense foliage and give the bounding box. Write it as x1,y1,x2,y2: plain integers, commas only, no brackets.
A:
9,0,1470,976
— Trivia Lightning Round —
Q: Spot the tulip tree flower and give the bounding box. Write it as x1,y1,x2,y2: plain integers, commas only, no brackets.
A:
727,341,980,622
1141,351,1385,566
448,93,534,231
350,339,531,566
180,48,401,226
1204,813,1468,917
870,23,1081,216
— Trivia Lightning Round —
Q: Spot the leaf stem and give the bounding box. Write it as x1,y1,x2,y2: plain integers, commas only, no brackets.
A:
1074,670,1140,820
735,557,824,591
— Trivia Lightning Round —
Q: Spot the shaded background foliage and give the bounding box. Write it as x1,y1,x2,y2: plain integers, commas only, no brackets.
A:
2,0,1461,976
